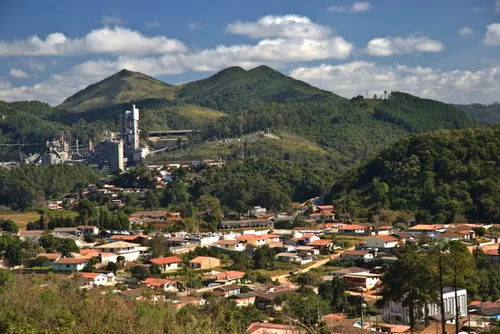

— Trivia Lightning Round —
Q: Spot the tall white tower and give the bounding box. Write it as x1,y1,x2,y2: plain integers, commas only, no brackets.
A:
121,104,140,162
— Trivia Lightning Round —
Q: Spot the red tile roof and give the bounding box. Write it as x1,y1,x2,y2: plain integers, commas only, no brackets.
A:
307,239,333,246
53,258,88,265
371,235,398,242
150,256,182,265
205,270,245,280
339,225,366,230
36,253,62,260
143,277,176,286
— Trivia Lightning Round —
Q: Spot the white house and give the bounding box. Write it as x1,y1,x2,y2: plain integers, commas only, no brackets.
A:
143,277,179,292
365,235,399,250
384,288,468,325
215,240,246,252
93,241,142,262
150,256,183,272
296,246,320,256
69,272,110,288
339,225,366,235
343,273,381,291
303,233,320,244
52,258,89,271
340,250,374,263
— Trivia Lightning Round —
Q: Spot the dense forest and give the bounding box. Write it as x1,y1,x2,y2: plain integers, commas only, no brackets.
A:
328,126,500,223
455,102,500,124
0,165,101,210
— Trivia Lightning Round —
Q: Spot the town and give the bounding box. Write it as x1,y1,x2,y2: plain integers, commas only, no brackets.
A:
1,162,499,333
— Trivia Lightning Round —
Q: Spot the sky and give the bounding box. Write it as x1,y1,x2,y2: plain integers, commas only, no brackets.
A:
0,0,499,105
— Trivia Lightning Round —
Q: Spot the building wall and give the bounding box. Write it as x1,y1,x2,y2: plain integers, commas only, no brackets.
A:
366,238,397,249
384,289,468,325
52,263,86,271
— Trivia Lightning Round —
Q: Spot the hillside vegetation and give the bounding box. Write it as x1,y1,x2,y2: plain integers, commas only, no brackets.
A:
178,65,344,112
328,126,500,223
455,102,500,124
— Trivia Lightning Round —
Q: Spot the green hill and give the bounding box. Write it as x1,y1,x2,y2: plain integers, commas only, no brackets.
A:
327,126,500,223
177,65,344,112
455,103,500,124
59,69,177,112
55,69,224,131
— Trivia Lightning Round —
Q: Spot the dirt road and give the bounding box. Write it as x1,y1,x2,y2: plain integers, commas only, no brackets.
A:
271,246,355,284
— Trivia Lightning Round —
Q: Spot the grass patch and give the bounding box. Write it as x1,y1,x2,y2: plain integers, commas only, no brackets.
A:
0,210,78,228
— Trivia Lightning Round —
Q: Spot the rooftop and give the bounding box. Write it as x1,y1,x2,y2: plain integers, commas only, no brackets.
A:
150,256,183,265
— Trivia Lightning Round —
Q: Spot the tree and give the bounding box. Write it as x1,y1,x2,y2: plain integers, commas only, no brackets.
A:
381,246,436,330
149,233,167,259
106,261,118,275
82,262,95,272
0,219,18,233
446,241,475,334
83,234,97,243
318,277,349,312
75,199,94,225
253,246,276,270
149,263,161,275
130,265,149,281
4,244,23,267
0,269,12,293
144,191,159,210
428,241,448,334
231,252,253,271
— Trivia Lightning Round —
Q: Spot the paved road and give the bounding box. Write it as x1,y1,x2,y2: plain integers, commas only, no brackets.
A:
271,246,355,284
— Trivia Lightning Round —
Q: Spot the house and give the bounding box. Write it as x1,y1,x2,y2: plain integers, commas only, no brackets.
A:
230,293,256,307
329,267,371,277
408,224,444,235
365,235,399,250
296,246,319,256
213,284,241,297
276,252,312,265
340,250,374,262
302,233,320,244
384,287,467,325
235,233,280,246
317,205,334,212
150,256,183,271
110,234,149,245
392,232,413,243
48,203,64,211
377,225,394,235
53,227,80,236
485,248,500,262
77,225,99,235
307,239,334,253
68,272,110,288
188,256,221,269
343,273,381,291
219,219,274,230
34,253,62,266
276,252,302,263
130,211,167,220
339,225,366,235
214,239,246,252
309,211,335,222
204,270,245,284
18,229,44,241
143,277,179,292
436,232,462,242
93,241,142,262
75,249,118,266
52,258,89,271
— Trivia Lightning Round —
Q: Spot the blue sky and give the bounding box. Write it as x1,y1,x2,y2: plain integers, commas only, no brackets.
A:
0,0,499,105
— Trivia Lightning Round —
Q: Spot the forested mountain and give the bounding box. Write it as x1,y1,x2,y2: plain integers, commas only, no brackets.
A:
0,66,479,171
455,102,500,124
327,126,500,223
177,65,344,112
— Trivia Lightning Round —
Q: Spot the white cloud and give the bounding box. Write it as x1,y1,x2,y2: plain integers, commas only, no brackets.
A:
189,22,203,30
24,59,46,71
366,35,444,56
484,23,500,46
101,15,124,25
9,68,29,78
146,21,160,28
0,34,354,105
0,26,187,56
226,15,333,39
458,26,474,37
328,2,374,13
289,62,500,103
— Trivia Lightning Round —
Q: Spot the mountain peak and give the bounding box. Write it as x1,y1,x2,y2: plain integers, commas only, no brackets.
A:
58,69,172,112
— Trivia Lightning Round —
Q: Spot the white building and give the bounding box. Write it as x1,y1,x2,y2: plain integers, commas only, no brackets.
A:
384,288,468,325
214,240,246,252
93,241,142,262
365,235,399,250
340,250,374,263
52,258,89,271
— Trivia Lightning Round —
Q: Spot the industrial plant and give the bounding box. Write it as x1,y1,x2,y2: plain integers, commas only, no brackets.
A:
17,104,195,172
